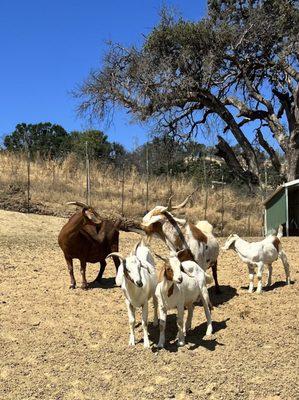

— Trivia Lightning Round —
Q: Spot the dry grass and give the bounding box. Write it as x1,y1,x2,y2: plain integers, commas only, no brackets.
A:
0,152,264,235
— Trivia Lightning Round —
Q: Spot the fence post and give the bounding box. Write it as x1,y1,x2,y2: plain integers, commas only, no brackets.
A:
27,149,30,213
121,165,125,216
248,214,251,237
145,141,149,212
86,141,91,205
212,175,226,236
221,174,224,236
203,157,208,219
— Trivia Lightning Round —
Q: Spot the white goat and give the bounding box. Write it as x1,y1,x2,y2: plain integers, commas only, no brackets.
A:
155,252,213,349
141,194,221,293
107,241,158,348
222,227,291,293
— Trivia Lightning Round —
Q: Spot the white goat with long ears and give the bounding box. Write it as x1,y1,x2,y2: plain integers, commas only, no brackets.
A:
155,250,213,349
222,227,291,294
107,241,158,348
141,192,221,293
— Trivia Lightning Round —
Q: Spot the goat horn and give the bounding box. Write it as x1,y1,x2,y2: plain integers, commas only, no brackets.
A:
154,253,167,262
131,241,141,256
166,194,175,210
106,252,125,261
126,227,146,235
66,201,89,208
168,186,200,211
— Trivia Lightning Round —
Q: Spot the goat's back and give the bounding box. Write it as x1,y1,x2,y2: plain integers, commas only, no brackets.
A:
195,220,213,236
58,217,119,263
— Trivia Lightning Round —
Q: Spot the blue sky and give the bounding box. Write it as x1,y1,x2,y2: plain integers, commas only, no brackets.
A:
0,1,208,150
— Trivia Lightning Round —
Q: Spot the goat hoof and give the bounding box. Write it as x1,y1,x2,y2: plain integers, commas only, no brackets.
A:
206,326,213,336
178,340,185,347
69,284,76,289
81,283,88,290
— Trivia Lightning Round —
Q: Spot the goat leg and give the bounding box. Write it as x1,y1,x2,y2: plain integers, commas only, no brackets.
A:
80,261,88,290
93,260,107,283
66,258,76,289
211,260,221,294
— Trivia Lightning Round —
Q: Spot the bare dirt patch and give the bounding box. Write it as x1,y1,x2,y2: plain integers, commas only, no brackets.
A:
0,210,298,399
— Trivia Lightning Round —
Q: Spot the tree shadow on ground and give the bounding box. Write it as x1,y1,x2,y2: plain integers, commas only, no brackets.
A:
149,313,229,353
88,277,116,290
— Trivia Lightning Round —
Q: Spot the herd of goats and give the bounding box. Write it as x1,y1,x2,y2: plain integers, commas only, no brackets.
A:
58,192,291,349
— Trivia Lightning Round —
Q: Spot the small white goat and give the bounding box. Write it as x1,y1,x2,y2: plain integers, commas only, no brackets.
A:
222,227,291,293
155,251,213,349
107,241,158,348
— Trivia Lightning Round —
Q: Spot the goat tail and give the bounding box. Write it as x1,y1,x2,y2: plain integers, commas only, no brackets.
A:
205,272,213,285
277,225,283,239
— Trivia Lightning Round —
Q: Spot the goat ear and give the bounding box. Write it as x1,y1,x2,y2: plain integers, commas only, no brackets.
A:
180,264,196,278
157,265,166,283
84,209,102,224
177,249,194,262
141,260,154,274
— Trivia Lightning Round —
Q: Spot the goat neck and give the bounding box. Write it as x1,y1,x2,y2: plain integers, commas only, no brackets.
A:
161,212,189,253
63,210,92,237
232,237,252,258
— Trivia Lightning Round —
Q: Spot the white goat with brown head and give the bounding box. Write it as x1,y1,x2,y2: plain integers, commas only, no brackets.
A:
155,250,213,349
141,192,221,293
107,241,158,348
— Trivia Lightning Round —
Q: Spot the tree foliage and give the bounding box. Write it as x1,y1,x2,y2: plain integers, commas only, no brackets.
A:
2,123,126,164
77,0,299,188
69,130,126,164
4,123,70,158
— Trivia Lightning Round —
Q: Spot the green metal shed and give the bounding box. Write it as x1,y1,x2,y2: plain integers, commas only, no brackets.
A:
264,179,299,236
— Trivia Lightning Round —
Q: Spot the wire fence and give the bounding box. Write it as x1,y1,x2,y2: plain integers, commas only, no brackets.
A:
0,150,270,236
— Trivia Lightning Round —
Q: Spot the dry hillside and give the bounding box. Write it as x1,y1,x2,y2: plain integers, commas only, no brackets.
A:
0,152,264,235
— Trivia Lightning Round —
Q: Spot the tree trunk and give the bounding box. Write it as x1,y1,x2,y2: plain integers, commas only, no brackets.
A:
215,135,259,189
286,147,299,182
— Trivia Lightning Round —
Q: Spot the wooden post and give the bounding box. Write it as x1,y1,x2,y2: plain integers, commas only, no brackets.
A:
248,215,251,237
212,175,226,236
27,149,30,213
203,157,208,219
121,165,125,216
221,173,224,236
86,141,91,205
145,141,149,212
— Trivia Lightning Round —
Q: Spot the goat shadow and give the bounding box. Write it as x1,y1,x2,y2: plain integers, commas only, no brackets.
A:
148,315,228,353
208,284,238,307
241,280,295,292
88,277,116,290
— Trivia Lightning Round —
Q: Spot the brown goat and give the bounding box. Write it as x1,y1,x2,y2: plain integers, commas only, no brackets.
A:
58,201,120,289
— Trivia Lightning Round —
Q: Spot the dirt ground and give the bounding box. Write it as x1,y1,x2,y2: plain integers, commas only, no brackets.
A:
0,210,298,400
